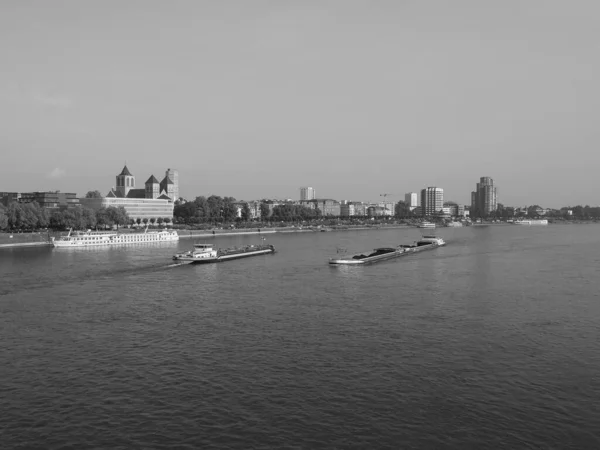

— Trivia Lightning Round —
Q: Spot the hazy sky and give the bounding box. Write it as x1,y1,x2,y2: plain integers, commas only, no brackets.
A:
1,1,598,207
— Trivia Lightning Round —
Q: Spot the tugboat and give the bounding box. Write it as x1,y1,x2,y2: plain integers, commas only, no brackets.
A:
173,241,275,264
172,243,218,263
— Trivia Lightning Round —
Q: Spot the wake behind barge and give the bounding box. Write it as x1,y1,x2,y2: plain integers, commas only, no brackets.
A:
329,235,445,265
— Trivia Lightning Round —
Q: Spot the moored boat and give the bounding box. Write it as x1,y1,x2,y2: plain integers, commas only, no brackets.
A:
52,226,179,248
513,219,548,225
419,221,436,229
329,235,445,265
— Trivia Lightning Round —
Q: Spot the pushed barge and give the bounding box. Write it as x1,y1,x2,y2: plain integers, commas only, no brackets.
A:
173,242,275,264
329,235,445,265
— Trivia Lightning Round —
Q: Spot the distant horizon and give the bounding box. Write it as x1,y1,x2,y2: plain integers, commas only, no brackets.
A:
2,1,598,208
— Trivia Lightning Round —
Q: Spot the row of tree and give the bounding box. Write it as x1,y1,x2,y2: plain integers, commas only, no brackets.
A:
174,195,239,224
0,201,172,231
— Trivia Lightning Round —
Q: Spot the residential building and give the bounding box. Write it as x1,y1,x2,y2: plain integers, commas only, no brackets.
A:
300,187,316,201
471,177,497,217
367,206,387,217
299,199,340,216
420,187,444,216
233,201,262,220
405,192,419,211
443,201,459,216
377,201,395,216
340,201,368,217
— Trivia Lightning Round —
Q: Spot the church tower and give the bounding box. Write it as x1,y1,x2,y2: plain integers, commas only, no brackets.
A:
159,174,175,200
116,165,135,197
165,168,179,201
145,175,160,199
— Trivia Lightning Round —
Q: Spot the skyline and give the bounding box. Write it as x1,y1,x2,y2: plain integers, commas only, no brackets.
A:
1,1,599,208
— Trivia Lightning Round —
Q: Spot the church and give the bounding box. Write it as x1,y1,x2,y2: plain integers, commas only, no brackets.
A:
107,165,179,201
79,165,179,223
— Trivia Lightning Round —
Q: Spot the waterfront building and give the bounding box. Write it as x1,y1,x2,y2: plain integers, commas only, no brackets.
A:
300,187,316,201
19,191,79,209
340,201,368,217
79,165,177,222
471,177,497,217
0,192,20,207
367,206,387,217
443,201,459,217
299,199,341,216
377,201,395,216
233,201,262,220
420,187,444,216
405,192,419,211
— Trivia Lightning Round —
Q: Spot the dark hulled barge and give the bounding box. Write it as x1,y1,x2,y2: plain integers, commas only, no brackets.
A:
329,235,445,265
173,242,275,264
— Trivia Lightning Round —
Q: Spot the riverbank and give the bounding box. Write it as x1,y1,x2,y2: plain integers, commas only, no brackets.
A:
0,232,53,249
176,224,413,239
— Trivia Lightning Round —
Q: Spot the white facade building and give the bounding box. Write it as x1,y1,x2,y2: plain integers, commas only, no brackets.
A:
405,192,419,211
300,187,316,201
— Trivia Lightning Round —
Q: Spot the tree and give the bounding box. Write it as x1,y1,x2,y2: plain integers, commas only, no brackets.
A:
85,190,103,198
394,200,408,218
241,203,251,221
136,218,142,226
0,209,7,230
157,217,164,226
150,217,156,226
96,207,114,229
142,218,149,225
162,217,170,225
259,202,270,221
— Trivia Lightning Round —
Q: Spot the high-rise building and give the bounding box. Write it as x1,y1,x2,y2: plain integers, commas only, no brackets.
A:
420,187,444,216
300,187,316,200
471,177,497,217
405,192,419,211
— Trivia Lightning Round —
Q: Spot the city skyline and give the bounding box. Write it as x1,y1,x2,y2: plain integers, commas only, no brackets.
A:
2,1,599,207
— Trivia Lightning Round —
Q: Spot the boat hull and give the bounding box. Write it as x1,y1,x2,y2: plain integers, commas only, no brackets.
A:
174,247,275,264
52,232,179,248
330,241,444,265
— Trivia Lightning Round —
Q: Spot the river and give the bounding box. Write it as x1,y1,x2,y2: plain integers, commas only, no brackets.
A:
1,224,599,449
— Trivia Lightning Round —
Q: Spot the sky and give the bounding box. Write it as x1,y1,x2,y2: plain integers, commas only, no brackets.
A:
1,0,599,208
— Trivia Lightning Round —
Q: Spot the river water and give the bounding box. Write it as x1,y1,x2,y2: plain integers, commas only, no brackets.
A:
1,224,599,449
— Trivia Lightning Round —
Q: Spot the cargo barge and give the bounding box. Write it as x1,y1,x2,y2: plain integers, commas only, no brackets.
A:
329,235,445,265
173,242,275,264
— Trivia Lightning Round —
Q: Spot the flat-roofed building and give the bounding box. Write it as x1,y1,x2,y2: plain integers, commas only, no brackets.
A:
19,191,79,209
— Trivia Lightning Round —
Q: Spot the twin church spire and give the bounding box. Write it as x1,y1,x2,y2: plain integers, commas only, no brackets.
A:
114,165,178,201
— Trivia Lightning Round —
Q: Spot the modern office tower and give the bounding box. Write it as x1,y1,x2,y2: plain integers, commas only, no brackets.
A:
420,187,444,216
471,177,497,217
405,192,419,211
300,187,316,200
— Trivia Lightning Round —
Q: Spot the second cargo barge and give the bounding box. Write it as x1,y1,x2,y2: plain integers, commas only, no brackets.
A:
329,235,445,265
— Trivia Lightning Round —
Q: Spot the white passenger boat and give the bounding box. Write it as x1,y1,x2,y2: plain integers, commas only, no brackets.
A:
52,227,179,247
419,221,436,229
173,242,275,264
513,219,548,225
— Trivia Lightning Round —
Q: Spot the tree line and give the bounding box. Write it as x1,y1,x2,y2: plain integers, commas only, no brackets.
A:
0,201,172,231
